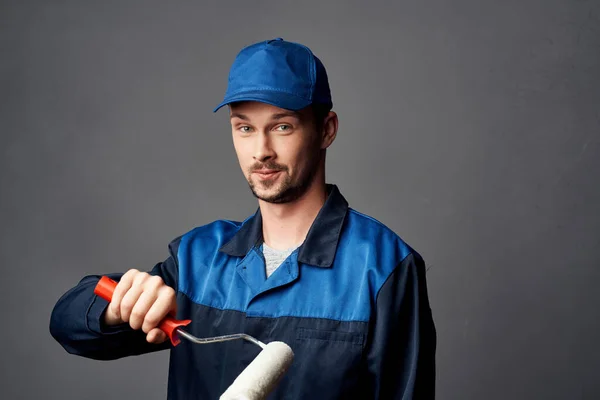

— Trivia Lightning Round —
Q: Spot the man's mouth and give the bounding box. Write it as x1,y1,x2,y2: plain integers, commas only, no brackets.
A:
253,169,282,179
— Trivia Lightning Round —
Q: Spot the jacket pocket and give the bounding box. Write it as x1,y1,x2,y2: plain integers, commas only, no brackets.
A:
296,327,364,347
291,326,366,398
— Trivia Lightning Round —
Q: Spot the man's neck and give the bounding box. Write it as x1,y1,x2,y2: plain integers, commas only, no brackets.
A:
259,180,327,251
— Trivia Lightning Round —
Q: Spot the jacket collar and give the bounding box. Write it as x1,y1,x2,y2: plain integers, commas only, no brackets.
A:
219,184,349,268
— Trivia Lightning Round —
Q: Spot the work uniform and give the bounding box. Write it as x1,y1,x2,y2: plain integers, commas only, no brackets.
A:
50,184,436,399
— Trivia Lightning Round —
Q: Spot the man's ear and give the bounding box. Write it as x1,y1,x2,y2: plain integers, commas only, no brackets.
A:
321,111,338,149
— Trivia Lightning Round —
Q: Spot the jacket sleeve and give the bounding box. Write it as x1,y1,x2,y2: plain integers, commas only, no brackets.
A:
365,251,437,399
49,236,182,360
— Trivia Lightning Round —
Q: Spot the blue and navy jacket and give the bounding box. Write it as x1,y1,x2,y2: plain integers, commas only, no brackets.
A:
50,184,436,399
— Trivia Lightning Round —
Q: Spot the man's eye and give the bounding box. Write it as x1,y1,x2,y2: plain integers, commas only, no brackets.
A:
276,125,291,132
239,126,251,133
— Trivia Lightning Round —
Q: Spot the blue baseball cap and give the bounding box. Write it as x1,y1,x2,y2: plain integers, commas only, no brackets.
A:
213,38,333,112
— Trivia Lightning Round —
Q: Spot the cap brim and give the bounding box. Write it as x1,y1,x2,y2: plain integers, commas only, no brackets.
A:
213,90,312,113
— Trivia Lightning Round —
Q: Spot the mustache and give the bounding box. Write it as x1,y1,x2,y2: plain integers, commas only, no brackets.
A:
249,161,288,172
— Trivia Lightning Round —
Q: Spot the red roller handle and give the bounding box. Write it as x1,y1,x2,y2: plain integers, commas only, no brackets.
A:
94,276,191,346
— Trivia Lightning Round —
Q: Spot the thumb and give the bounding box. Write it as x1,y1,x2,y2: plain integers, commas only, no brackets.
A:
146,328,168,344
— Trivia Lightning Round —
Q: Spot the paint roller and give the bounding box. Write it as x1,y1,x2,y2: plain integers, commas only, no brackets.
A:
94,276,294,400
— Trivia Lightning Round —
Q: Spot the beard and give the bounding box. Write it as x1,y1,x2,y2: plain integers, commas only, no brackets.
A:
246,155,321,204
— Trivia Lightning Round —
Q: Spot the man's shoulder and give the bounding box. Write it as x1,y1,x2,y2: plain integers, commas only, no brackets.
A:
346,208,411,242
182,219,246,239
343,208,422,260
169,217,246,250
346,208,395,232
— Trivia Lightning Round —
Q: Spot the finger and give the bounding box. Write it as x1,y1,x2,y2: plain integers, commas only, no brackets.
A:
142,285,176,333
119,279,146,323
109,269,138,319
147,328,168,344
129,289,159,330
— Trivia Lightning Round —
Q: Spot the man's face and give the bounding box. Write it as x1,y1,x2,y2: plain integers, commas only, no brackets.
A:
229,101,323,204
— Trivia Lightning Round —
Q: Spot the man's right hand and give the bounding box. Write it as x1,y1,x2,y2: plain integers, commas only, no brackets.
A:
103,269,176,344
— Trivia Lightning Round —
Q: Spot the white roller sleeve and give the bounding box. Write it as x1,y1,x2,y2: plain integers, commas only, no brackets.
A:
220,341,294,400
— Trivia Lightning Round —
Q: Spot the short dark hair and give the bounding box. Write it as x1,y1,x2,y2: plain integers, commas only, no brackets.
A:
312,103,331,131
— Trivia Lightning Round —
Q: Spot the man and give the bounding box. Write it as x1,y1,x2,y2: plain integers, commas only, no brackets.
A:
50,37,436,399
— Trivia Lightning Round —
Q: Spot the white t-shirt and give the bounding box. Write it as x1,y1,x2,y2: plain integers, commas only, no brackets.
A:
261,242,298,278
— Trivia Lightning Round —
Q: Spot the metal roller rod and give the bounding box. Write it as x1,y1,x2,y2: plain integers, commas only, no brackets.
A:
176,329,267,349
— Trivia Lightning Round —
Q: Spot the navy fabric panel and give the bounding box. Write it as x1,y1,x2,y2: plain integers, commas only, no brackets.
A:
168,298,369,400
177,209,412,323
364,252,437,399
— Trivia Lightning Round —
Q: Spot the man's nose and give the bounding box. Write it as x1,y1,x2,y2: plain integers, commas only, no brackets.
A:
253,132,275,162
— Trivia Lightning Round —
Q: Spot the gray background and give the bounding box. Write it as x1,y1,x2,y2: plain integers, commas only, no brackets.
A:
1,0,599,399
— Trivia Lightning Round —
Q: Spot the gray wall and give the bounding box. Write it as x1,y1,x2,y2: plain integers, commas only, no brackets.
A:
1,1,599,399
